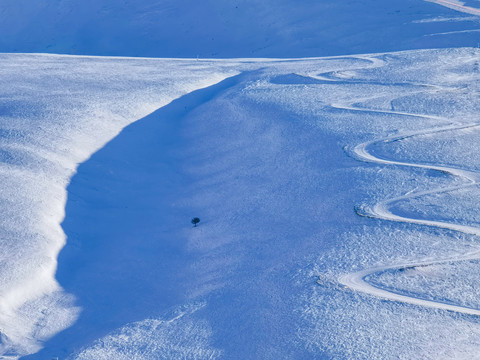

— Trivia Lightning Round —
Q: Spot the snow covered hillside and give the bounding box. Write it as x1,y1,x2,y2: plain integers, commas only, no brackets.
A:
1,0,480,359
0,54,243,357
0,0,479,57
0,46,477,359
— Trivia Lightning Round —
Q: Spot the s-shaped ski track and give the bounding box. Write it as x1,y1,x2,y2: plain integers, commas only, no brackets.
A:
313,54,480,316
340,122,480,316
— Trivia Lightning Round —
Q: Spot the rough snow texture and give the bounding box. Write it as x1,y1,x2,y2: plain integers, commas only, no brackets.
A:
302,48,480,359
73,303,221,360
0,54,240,357
3,48,480,359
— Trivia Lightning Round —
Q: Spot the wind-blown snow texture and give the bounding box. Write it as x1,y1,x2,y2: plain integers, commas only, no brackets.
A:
4,46,479,359
1,0,480,359
0,54,240,357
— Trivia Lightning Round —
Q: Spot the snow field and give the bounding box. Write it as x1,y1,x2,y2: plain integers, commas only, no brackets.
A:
74,303,221,360
1,0,480,58
2,47,480,358
0,0,478,357
0,53,242,356
6,54,384,358
303,48,480,358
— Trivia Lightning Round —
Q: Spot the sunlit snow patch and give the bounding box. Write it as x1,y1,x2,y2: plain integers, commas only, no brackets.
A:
72,303,221,360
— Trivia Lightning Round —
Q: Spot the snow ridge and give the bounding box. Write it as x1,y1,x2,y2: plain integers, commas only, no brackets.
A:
0,54,240,358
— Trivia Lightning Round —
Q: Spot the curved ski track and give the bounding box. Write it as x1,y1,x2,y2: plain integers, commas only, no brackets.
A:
314,55,480,316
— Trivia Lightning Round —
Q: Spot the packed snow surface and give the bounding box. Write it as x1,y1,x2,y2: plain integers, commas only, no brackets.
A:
0,47,479,359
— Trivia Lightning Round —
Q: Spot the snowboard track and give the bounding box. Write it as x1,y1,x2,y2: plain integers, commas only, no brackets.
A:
315,54,480,316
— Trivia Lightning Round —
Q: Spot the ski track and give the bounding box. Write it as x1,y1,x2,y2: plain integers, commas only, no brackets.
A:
314,55,480,316
426,0,480,16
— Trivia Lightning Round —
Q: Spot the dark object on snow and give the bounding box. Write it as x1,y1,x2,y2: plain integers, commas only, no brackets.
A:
191,217,200,227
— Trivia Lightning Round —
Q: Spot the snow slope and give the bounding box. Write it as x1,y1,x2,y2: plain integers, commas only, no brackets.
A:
0,0,480,359
0,54,244,357
303,48,480,359
3,47,477,359
0,0,479,57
